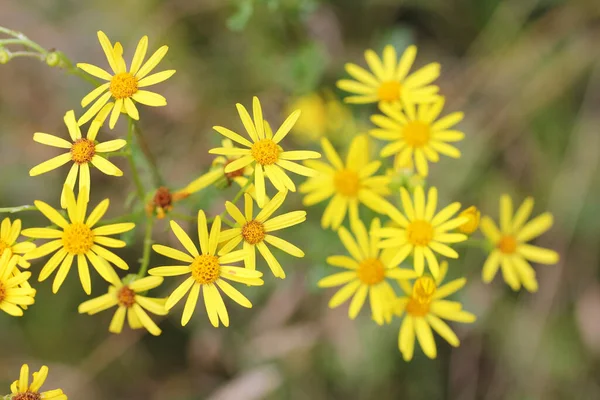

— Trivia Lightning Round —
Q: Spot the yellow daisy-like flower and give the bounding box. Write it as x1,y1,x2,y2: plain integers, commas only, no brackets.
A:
29,107,125,208
370,98,464,176
374,186,468,278
393,262,476,361
219,191,306,279
78,275,167,336
149,211,263,327
0,251,36,316
480,195,559,292
318,217,417,325
77,31,176,129
0,217,36,268
209,96,322,207
337,45,440,106
299,134,392,230
22,185,135,294
9,364,67,400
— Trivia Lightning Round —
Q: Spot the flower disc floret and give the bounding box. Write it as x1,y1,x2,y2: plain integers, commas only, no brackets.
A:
498,235,517,254
13,392,42,400
242,220,265,245
251,139,280,165
117,286,137,308
357,258,386,285
191,255,221,284
406,220,434,246
62,223,95,255
71,138,96,164
333,169,361,197
109,72,139,99
378,81,402,102
403,121,430,148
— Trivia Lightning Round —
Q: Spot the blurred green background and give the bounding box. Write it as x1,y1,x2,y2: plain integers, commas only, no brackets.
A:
1,0,600,399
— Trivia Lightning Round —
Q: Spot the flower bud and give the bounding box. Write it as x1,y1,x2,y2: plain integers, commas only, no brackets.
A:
45,51,61,67
458,206,480,234
0,47,11,64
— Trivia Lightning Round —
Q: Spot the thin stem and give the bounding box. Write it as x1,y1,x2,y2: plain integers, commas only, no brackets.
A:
169,212,198,222
137,216,155,277
126,117,146,202
9,51,44,60
0,205,36,213
104,151,131,159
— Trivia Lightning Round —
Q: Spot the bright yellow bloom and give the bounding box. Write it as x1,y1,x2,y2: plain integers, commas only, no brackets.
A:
29,108,125,208
393,262,476,361
22,185,135,294
209,96,322,207
219,191,306,279
79,275,167,336
299,135,392,230
9,364,67,400
0,217,36,268
374,186,468,278
318,218,417,325
149,211,263,327
0,251,36,316
370,98,464,176
480,195,559,292
458,206,480,234
337,45,440,106
77,31,175,129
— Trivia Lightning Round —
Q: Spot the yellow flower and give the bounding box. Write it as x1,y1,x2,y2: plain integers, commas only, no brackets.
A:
337,45,440,106
458,206,480,234
78,275,167,336
9,364,67,400
209,96,322,207
318,217,417,325
480,195,559,292
29,108,125,208
149,211,263,327
370,98,464,176
374,186,468,278
21,185,135,294
299,134,393,230
0,217,36,268
77,31,175,129
0,251,36,316
393,262,476,361
219,191,306,279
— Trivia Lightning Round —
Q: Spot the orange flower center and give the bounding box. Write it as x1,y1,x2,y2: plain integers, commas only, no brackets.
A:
110,72,138,99
357,258,385,285
62,223,95,255
191,255,220,284
117,286,137,308
13,392,41,400
153,187,173,209
498,235,517,254
251,139,280,165
71,138,96,164
242,220,265,245
377,80,402,102
406,276,436,317
333,169,360,197
403,121,430,148
406,220,434,246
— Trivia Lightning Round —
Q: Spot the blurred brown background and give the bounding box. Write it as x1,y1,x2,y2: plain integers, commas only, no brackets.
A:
1,0,600,399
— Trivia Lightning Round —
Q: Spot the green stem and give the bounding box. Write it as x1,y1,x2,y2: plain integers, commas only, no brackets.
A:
455,238,492,251
126,117,146,202
137,216,155,277
207,175,255,224
169,212,198,222
104,151,131,159
0,205,36,213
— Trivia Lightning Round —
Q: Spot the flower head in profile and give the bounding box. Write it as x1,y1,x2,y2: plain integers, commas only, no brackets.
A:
77,31,175,129
209,96,321,207
318,217,417,325
29,108,125,208
9,364,67,400
374,186,468,278
393,261,476,361
149,211,263,327
219,191,306,279
22,185,135,294
79,274,167,336
480,195,559,292
0,251,36,316
299,135,392,230
458,206,480,235
370,98,464,176
337,45,440,106
0,217,36,268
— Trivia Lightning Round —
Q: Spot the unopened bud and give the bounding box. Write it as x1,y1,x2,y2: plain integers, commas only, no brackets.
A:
0,47,11,64
45,51,61,67
458,206,480,234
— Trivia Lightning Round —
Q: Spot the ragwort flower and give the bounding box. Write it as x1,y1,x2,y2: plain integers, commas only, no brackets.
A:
0,251,36,316
0,217,36,268
9,364,67,400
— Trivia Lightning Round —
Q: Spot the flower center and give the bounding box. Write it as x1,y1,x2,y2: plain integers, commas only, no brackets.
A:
333,169,360,197
242,220,265,245
377,80,402,102
406,220,434,246
13,392,41,400
251,139,280,165
62,223,95,255
498,235,517,254
117,286,136,308
153,187,173,209
191,255,221,284
403,121,431,148
109,72,138,99
356,258,386,285
406,276,436,317
71,138,96,164
224,159,246,180
0,240,8,256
